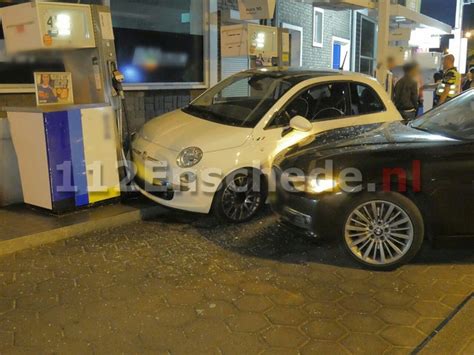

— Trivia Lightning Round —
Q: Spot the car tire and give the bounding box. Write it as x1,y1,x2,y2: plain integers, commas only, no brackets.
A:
212,168,266,223
341,192,424,270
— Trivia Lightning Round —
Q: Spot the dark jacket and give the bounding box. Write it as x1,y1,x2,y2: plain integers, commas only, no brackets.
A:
462,79,472,92
393,75,418,111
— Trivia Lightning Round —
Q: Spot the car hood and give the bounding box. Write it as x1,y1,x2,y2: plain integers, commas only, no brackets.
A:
140,109,253,152
277,121,457,166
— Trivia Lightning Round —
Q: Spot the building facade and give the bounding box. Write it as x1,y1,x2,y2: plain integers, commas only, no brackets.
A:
278,1,352,69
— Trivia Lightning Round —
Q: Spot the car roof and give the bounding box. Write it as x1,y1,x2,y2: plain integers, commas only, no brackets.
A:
243,67,374,85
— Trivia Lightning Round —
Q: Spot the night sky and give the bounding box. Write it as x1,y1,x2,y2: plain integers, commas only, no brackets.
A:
421,0,474,30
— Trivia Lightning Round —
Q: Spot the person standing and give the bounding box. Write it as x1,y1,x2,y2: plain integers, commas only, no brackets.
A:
461,68,474,92
414,62,424,116
393,62,419,121
431,71,444,107
375,56,397,98
436,54,461,105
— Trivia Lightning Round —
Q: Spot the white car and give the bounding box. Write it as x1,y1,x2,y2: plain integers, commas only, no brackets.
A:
131,68,401,222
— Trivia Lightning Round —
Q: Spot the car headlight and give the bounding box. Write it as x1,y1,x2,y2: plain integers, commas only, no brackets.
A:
306,178,338,194
288,176,337,194
176,147,203,168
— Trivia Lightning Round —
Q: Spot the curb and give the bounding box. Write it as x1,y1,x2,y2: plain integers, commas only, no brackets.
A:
0,205,165,257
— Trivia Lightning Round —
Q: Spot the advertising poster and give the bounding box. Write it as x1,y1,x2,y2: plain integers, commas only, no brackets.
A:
34,72,74,106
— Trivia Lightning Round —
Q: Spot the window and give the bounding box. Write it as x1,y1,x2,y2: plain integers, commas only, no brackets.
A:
111,0,205,86
355,14,376,75
276,82,350,124
313,7,324,48
350,83,385,115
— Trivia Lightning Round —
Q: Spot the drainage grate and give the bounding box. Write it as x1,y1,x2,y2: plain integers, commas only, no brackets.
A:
413,293,474,354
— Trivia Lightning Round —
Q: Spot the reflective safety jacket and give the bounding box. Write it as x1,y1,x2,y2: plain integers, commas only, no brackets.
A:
436,67,461,100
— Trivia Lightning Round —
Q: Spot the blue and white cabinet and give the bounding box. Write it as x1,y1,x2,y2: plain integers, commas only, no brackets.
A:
7,104,121,212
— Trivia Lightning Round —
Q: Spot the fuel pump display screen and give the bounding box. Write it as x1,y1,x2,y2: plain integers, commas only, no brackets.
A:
37,3,95,49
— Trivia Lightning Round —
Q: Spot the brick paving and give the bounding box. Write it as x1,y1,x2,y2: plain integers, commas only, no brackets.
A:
0,209,473,354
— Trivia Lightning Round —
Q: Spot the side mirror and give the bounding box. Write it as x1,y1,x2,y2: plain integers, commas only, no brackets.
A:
289,115,312,132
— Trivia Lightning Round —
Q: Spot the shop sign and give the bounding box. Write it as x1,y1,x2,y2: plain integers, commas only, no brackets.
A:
238,0,276,20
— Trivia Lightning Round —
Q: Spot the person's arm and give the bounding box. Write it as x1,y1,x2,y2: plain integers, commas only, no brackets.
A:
438,71,455,105
410,81,418,110
392,81,400,104
438,86,449,104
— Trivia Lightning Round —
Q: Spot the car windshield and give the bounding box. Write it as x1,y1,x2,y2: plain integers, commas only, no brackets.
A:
410,90,474,140
183,72,296,128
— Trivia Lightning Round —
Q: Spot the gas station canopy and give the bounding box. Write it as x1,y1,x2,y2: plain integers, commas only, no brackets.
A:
302,0,452,33
389,4,451,33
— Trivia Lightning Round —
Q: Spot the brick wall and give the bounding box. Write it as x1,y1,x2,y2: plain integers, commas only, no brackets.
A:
277,2,351,69
123,90,193,133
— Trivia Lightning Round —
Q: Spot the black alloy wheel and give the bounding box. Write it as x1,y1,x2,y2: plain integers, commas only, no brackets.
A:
213,169,265,223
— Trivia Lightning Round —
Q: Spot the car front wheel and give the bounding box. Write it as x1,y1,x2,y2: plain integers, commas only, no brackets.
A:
342,193,424,270
213,169,266,223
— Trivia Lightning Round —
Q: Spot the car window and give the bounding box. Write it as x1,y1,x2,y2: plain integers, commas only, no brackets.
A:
305,82,351,121
268,82,351,128
350,83,385,115
410,90,474,141
218,76,291,101
186,72,295,128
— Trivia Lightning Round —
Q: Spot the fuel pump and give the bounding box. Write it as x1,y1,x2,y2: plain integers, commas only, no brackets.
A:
1,2,126,213
220,23,290,80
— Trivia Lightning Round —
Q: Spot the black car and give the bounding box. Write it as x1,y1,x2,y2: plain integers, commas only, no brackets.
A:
270,90,474,270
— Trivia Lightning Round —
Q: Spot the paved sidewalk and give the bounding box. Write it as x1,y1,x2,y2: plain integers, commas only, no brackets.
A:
0,197,165,256
0,209,473,354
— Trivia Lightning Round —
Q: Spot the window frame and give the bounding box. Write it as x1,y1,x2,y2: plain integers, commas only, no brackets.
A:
265,80,387,130
281,22,303,67
109,0,213,91
312,7,324,48
356,14,377,75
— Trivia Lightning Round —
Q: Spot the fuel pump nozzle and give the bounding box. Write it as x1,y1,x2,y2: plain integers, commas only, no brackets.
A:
110,62,125,99
108,61,131,156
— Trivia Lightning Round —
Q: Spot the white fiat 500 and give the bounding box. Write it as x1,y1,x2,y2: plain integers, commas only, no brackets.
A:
132,68,401,222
